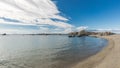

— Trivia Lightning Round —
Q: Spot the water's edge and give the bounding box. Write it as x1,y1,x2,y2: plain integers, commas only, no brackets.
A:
72,36,114,68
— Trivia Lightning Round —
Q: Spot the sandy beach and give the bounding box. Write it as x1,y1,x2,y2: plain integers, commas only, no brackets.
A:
72,34,120,68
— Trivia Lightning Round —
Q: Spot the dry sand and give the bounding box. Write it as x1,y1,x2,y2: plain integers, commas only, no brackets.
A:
72,34,120,68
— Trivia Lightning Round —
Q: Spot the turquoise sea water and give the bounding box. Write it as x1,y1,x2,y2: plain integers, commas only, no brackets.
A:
0,35,107,68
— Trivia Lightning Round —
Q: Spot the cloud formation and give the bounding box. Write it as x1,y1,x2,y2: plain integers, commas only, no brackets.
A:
0,0,87,34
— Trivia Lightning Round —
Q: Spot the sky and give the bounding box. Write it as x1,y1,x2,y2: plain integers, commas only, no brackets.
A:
0,0,120,34
55,0,120,29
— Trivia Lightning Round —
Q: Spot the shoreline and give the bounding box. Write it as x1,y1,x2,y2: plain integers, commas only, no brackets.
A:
72,35,116,68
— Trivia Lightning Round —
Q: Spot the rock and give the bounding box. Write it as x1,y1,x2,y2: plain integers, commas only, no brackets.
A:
68,30,114,37
2,33,6,35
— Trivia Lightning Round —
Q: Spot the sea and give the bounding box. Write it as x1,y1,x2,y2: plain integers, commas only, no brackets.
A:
0,35,108,68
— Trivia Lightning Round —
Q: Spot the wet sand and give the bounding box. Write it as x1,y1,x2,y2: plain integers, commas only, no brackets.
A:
72,35,120,68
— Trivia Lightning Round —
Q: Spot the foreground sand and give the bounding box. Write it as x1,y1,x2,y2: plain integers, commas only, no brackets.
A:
72,34,120,68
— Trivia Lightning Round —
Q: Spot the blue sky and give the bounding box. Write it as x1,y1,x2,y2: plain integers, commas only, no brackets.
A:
55,0,120,29
0,0,120,34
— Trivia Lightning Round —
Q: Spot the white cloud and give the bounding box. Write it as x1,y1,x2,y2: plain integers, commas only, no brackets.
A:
76,26,88,31
95,29,120,34
0,28,36,34
0,0,73,28
0,0,87,34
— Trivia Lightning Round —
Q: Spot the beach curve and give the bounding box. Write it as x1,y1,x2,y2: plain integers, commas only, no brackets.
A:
72,35,117,68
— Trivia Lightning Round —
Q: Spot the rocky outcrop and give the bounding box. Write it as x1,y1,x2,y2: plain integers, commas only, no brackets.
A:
68,32,78,37
2,33,6,35
77,30,89,37
68,30,114,37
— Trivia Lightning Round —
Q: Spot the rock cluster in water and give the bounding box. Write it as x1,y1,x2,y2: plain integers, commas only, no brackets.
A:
68,30,114,37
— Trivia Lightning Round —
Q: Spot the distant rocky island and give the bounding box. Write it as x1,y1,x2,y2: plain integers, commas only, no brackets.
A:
0,33,67,35
68,30,115,37
0,30,115,37
0,33,7,35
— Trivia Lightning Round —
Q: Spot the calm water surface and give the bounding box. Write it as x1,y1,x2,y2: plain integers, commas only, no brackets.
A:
0,35,108,68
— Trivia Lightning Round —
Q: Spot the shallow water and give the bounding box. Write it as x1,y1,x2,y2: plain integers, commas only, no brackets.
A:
0,35,107,68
